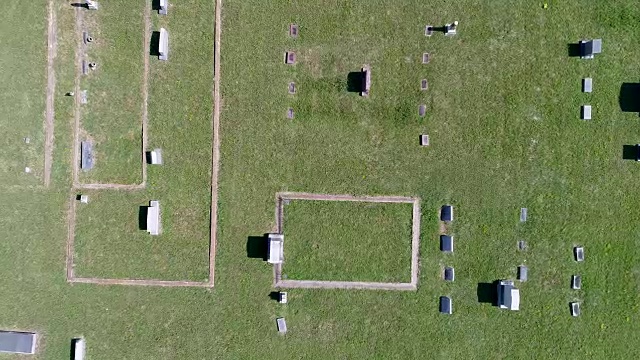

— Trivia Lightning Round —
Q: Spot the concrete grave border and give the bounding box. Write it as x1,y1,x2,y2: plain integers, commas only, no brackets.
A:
272,192,421,291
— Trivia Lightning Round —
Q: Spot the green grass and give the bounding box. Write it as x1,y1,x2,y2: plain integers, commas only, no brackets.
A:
72,0,215,282
282,200,413,282
2,0,640,358
0,2,47,187
73,190,209,281
78,0,146,184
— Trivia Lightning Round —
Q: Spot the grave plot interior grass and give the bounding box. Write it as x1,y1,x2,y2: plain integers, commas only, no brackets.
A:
73,189,210,281
77,0,145,184
281,200,413,282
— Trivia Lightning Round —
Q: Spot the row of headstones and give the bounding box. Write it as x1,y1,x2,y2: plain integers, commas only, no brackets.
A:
419,21,458,148
522,208,584,317
518,209,584,317
284,24,299,119
578,38,602,120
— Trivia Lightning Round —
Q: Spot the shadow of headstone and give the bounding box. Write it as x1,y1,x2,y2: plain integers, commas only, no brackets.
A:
477,281,498,306
620,83,640,114
347,71,363,93
247,235,267,260
567,43,582,57
150,31,160,56
152,0,161,11
622,145,638,160
138,206,148,230
268,291,281,302
71,3,88,8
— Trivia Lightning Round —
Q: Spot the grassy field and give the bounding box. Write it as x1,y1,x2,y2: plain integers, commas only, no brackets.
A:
78,0,146,184
282,200,413,282
2,0,640,359
73,190,210,281
0,2,47,188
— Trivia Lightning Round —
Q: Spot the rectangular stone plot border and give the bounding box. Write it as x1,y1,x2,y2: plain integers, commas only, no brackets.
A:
272,192,421,291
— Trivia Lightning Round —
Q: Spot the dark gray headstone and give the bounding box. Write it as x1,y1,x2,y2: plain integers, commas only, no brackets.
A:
0,331,36,354
81,141,94,171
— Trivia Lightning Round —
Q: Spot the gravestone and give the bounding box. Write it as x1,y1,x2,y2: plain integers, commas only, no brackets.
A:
159,0,168,15
418,104,426,117
285,52,296,65
289,24,298,38
420,134,429,146
425,25,433,37
86,0,99,10
159,28,169,61
80,141,93,170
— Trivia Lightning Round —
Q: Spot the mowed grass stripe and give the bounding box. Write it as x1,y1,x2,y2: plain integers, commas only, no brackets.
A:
78,0,146,184
0,2,47,187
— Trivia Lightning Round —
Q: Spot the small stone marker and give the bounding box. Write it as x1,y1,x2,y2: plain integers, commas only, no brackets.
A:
520,208,527,222
83,31,93,44
149,149,163,165
422,53,430,64
445,21,458,36
276,318,287,334
159,0,168,15
288,82,296,94
517,265,528,282
279,292,288,304
287,108,294,119
86,0,99,10
425,25,433,37
79,195,89,203
361,65,371,97
285,52,296,65
570,302,580,317
88,62,97,70
24,137,30,144
583,78,592,93
289,24,298,38
24,167,32,173
518,240,527,250
574,246,585,262
420,134,429,146
80,90,88,104
418,104,426,117
421,79,428,91
582,105,591,120
571,275,582,290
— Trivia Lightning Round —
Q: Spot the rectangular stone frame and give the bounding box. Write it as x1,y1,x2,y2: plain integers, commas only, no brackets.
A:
272,192,421,291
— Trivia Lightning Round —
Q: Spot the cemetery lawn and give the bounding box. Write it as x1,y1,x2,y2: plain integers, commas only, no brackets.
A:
281,200,413,282
1,0,640,359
